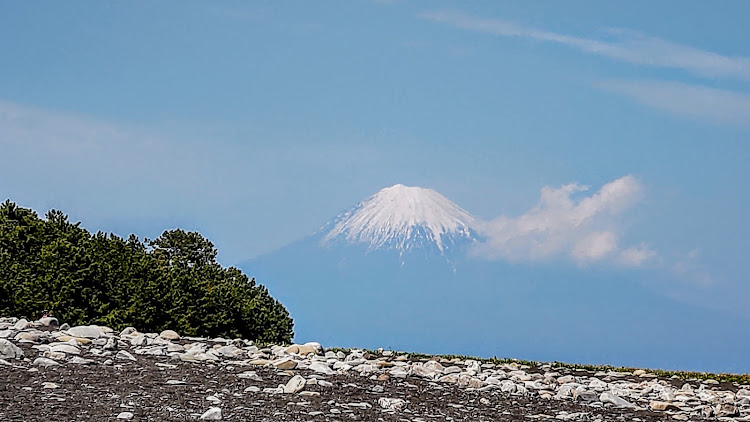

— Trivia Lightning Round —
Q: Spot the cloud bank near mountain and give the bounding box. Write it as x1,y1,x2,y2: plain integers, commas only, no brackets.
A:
474,175,655,267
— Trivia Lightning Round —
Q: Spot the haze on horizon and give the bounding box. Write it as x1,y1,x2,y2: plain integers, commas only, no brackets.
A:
1,1,749,369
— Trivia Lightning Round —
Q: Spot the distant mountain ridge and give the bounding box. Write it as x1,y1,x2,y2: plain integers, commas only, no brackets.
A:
242,184,750,373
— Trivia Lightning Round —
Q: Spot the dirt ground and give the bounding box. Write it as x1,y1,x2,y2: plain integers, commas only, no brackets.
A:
0,344,696,422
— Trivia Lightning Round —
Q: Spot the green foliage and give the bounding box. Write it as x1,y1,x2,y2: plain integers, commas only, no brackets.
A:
0,200,293,343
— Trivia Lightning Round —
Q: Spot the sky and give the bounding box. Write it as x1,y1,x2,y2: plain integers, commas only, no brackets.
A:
1,2,749,324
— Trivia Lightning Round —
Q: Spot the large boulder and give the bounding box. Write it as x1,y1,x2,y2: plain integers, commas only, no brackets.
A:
38,317,59,327
283,375,306,394
66,326,104,339
159,330,180,340
0,339,24,359
285,342,322,356
12,319,30,331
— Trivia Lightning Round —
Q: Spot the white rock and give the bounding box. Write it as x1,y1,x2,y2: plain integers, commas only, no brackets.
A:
200,407,222,420
284,375,306,394
299,391,320,397
130,335,148,347
332,361,352,371
237,371,262,381
272,357,297,370
213,345,242,358
465,359,482,375
12,318,29,331
588,378,607,391
0,339,24,359
103,337,118,351
67,326,103,339
135,346,167,356
15,330,46,343
378,397,407,411
309,361,335,375
38,317,59,327
166,343,185,353
50,344,81,355
600,391,636,408
412,362,442,378
69,357,95,365
33,357,59,367
117,411,134,420
557,375,576,384
444,366,462,374
44,350,66,360
159,330,180,340
116,350,137,361
41,382,59,389
389,366,410,379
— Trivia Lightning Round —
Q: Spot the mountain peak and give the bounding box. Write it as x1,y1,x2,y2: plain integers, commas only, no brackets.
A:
321,184,476,253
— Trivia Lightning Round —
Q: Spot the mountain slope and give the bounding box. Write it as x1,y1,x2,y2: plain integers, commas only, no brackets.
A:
242,184,750,373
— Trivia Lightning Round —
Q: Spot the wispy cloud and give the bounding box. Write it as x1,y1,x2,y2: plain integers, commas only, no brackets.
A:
672,249,713,286
420,10,750,81
0,100,138,152
474,175,655,267
597,79,750,128
0,100,383,262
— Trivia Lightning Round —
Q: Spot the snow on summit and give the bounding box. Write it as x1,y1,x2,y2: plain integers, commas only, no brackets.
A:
322,184,476,252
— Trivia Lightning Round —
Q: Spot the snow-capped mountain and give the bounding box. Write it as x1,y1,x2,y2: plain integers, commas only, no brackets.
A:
242,184,750,373
321,184,478,255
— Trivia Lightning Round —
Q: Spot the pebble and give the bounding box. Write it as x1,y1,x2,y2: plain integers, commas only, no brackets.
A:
200,407,222,420
379,397,407,411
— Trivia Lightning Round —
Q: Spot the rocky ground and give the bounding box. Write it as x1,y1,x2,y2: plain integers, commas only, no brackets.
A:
1,317,749,421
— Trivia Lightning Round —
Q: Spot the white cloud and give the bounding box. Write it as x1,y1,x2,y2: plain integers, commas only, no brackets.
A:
672,249,713,286
573,231,618,261
0,100,136,152
420,10,750,81
474,175,654,267
597,79,750,128
618,244,657,267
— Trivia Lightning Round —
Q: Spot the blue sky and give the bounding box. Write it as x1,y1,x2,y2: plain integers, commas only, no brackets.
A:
1,2,749,323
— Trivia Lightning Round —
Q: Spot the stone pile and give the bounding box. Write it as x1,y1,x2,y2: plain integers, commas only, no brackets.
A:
1,315,748,421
